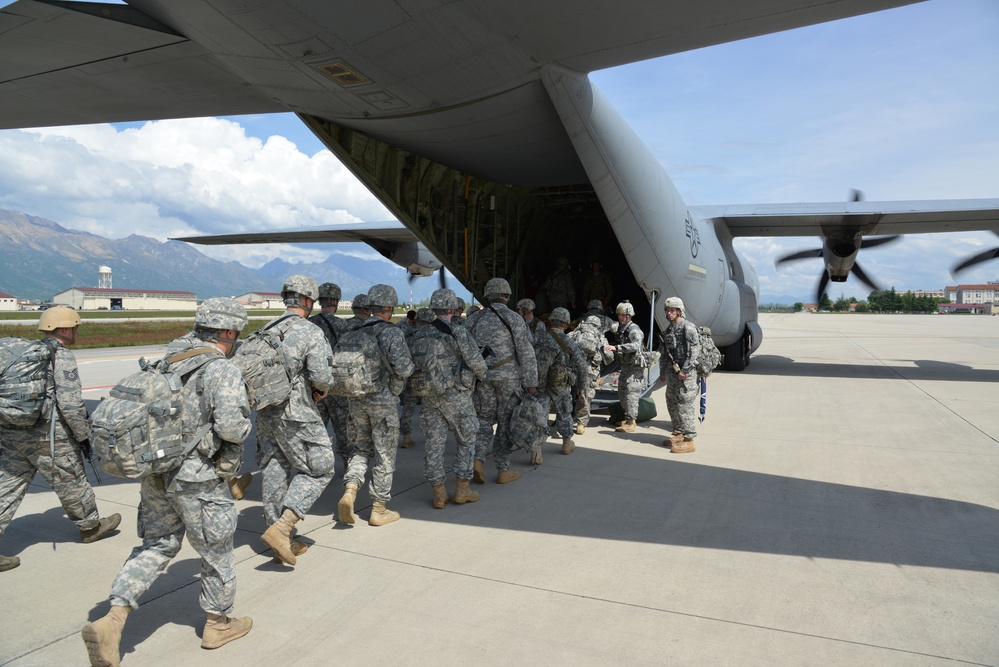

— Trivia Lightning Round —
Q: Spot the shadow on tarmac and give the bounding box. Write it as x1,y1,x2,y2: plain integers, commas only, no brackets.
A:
744,354,999,383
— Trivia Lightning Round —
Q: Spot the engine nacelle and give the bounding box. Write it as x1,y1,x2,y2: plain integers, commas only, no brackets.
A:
373,241,442,276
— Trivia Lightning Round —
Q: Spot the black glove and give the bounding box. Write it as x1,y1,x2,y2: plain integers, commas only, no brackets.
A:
78,439,93,458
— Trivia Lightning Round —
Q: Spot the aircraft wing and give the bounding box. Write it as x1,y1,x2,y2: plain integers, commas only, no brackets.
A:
171,222,415,246
693,200,999,237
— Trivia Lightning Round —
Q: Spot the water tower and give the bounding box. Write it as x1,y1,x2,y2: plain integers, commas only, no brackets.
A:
98,266,112,289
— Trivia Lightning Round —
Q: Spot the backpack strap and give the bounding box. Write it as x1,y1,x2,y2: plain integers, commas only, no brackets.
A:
430,318,457,339
546,327,572,357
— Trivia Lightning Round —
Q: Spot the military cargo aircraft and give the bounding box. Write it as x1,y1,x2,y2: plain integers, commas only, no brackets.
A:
2,0,998,370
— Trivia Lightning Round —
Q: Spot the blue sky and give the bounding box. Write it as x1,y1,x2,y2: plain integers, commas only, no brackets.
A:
0,0,997,301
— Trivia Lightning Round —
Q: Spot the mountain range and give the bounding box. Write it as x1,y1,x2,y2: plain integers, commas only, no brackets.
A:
0,209,442,303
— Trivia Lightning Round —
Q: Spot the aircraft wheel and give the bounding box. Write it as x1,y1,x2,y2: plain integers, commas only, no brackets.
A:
722,331,750,372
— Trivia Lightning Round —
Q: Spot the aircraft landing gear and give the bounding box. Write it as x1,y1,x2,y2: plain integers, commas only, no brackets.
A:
722,329,752,372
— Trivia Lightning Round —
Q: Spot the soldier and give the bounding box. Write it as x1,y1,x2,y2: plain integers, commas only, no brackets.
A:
309,282,353,471
579,299,615,335
535,308,589,458
541,256,576,314
346,293,370,330
465,278,538,484
81,298,253,664
396,309,419,448
570,315,606,436
659,297,701,453
451,297,466,325
0,307,120,573
581,261,613,308
338,284,414,526
413,289,488,508
517,298,544,337
604,301,645,433
257,275,335,566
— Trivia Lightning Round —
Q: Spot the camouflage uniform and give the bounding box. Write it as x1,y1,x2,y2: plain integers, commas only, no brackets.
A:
581,266,613,307
396,316,420,442
309,310,352,463
255,312,335,525
613,320,646,421
343,317,414,502
569,317,605,429
662,318,701,438
543,264,576,313
0,339,102,542
466,302,538,472
108,336,251,616
535,325,589,440
416,316,488,485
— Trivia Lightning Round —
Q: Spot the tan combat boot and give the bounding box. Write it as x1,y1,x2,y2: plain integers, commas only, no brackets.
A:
201,614,252,650
369,501,400,526
81,513,122,544
401,434,415,448
431,483,450,509
496,469,520,484
529,448,543,465
227,472,252,500
671,437,696,454
615,419,636,433
472,459,485,485
260,509,300,565
82,604,130,667
561,437,576,455
0,555,20,572
452,479,480,504
574,423,585,435
338,482,359,524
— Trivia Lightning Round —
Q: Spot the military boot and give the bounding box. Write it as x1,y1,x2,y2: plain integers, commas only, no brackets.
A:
227,472,252,500
260,509,300,565
81,604,130,667
401,434,415,448
368,501,400,526
272,529,309,563
452,478,480,504
0,555,20,572
671,437,696,454
496,469,520,484
561,437,576,455
338,482,359,524
529,448,543,465
615,419,636,433
81,513,122,544
431,483,450,509
201,614,252,650
472,459,485,485
574,422,585,436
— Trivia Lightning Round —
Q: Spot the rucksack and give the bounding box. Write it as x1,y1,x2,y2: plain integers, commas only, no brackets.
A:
407,321,458,397
233,314,298,411
328,319,390,397
0,337,57,428
537,329,576,389
89,348,223,479
507,390,548,453
694,326,722,378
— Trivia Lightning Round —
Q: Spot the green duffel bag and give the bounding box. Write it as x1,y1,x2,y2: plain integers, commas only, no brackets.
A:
607,396,657,424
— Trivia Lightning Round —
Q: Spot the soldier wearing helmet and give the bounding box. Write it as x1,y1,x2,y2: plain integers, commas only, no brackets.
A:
517,298,543,337
534,307,589,459
346,293,370,330
568,314,607,437
541,256,576,314
659,296,701,454
84,298,255,660
581,260,613,309
464,277,539,485
395,307,420,448
308,283,353,475
411,287,489,509
604,300,646,433
338,284,414,527
0,309,122,573
255,275,336,566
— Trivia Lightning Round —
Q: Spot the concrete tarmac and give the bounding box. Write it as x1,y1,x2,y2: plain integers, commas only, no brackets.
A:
1,313,996,666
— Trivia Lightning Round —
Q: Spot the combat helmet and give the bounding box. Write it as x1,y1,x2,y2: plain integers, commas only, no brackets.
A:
516,298,535,312
587,299,603,311
483,277,511,298
195,297,248,332
351,294,369,311
550,307,570,324
38,306,80,332
367,284,398,309
429,288,456,310
318,282,342,301
416,307,436,323
583,315,602,329
282,274,319,301
616,300,635,316
664,296,685,314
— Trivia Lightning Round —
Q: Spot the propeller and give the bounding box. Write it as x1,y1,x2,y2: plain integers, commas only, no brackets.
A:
952,231,999,275
775,234,901,306
406,267,449,290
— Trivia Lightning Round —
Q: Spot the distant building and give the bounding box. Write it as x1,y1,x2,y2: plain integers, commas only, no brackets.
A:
937,302,995,315
909,289,945,300
0,290,17,311
944,286,959,303
235,291,285,309
52,287,197,311
956,284,999,305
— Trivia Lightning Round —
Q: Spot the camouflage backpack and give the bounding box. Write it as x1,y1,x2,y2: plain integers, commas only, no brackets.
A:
0,337,57,428
328,319,390,397
538,329,576,389
694,326,722,378
89,348,223,479
507,390,548,453
232,314,298,411
407,320,458,397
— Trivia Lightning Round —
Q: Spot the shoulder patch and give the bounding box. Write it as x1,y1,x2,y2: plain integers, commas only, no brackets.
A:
63,368,79,382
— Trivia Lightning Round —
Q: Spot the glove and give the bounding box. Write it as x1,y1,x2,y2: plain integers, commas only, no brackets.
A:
78,439,93,458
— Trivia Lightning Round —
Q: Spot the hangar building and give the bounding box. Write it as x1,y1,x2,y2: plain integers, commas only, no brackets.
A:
53,287,197,311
